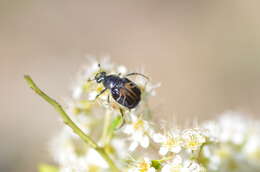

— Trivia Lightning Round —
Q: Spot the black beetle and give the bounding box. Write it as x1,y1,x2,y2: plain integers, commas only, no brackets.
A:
93,66,148,109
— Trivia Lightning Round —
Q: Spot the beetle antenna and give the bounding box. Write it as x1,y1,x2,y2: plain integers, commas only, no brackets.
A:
97,63,104,73
125,72,150,80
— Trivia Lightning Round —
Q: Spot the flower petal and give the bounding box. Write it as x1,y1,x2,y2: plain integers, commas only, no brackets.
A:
140,135,149,148
129,141,139,151
152,133,165,143
159,146,168,156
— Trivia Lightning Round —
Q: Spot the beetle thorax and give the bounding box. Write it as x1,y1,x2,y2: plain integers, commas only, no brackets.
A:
103,75,121,89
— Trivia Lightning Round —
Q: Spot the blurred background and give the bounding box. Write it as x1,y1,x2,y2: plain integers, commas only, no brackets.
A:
1,0,260,171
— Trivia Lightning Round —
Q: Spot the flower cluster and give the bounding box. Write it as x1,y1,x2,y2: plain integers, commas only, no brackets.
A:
40,58,260,172
201,112,260,172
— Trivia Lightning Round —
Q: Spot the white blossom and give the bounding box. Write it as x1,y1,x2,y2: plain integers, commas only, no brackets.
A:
153,132,182,155
162,155,206,172
44,59,260,172
123,114,152,151
128,158,155,172
182,129,206,151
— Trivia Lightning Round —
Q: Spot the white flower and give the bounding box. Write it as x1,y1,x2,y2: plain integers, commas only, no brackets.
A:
201,145,220,170
182,129,206,151
71,57,116,100
85,148,109,169
50,128,88,171
117,65,128,74
88,91,98,101
201,112,260,171
243,132,260,165
214,112,248,145
128,158,155,172
183,160,206,172
201,121,219,143
111,138,128,159
134,74,160,97
123,114,152,151
50,126,108,172
153,132,182,155
162,155,205,172
161,155,183,172
47,58,260,172
72,85,83,100
71,58,99,100
145,82,161,96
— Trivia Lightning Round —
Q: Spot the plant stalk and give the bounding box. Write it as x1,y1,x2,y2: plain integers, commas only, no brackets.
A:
24,75,119,172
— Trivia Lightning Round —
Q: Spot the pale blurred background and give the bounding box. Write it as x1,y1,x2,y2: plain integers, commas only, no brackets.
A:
1,0,260,171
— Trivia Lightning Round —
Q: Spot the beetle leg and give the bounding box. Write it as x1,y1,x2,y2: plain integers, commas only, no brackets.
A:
117,89,124,102
116,108,126,129
122,95,127,106
107,94,110,103
125,72,149,80
95,88,107,100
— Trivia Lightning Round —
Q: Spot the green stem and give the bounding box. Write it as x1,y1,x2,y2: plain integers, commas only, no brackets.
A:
156,155,174,163
24,75,119,172
100,111,111,145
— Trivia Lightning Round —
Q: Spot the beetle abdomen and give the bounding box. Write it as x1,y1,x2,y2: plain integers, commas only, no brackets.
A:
111,79,141,109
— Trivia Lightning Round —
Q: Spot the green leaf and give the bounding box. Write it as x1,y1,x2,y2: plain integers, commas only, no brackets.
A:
151,160,162,170
38,163,58,172
110,115,123,131
106,115,123,140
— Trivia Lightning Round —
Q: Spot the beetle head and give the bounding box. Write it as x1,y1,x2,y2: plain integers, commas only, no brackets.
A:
95,71,106,83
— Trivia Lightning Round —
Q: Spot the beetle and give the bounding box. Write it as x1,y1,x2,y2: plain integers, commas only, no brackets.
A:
93,65,148,109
